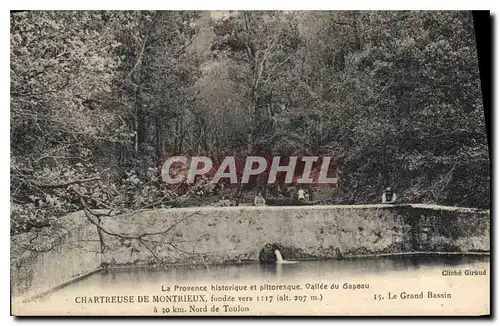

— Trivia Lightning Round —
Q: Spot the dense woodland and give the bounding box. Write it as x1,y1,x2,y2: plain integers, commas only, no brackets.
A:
11,11,489,235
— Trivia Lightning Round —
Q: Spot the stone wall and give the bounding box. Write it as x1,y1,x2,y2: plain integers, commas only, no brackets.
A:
10,211,101,300
95,204,490,266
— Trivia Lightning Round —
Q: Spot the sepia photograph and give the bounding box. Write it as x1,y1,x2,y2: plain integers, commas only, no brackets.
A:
10,10,490,316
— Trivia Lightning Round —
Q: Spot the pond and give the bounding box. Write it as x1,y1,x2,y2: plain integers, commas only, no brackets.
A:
18,254,490,316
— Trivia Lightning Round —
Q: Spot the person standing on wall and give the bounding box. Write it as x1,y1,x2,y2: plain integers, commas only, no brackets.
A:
254,192,266,206
297,188,306,202
382,187,397,204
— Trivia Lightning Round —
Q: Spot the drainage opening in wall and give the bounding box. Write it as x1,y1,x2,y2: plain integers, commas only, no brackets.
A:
258,243,330,263
258,243,284,263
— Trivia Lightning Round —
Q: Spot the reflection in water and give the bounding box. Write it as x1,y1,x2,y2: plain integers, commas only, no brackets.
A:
32,254,489,303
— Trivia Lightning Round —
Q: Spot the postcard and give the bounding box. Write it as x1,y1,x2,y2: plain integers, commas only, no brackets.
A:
10,10,490,316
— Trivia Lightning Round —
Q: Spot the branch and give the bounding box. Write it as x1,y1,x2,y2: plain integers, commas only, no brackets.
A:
139,211,202,237
12,237,60,253
123,34,149,83
31,177,100,189
331,20,353,26
11,73,71,98
138,238,162,261
262,55,291,88
254,38,277,92
173,32,199,58
34,155,86,163
73,189,206,258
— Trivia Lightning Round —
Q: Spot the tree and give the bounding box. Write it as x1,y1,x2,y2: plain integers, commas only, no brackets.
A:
211,11,302,155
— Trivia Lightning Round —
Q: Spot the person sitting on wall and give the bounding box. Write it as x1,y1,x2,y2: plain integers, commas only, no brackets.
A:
382,187,397,204
254,192,266,206
218,195,232,207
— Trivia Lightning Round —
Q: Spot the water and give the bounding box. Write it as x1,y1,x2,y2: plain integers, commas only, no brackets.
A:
18,254,490,315
34,254,489,297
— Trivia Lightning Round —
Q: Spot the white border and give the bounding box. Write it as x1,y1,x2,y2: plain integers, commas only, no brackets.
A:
1,0,498,10
1,2,497,325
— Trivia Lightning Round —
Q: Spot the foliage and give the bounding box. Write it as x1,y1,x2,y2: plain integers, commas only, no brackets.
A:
10,11,490,236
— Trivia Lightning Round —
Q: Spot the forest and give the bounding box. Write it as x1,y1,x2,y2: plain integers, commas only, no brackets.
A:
10,11,490,235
